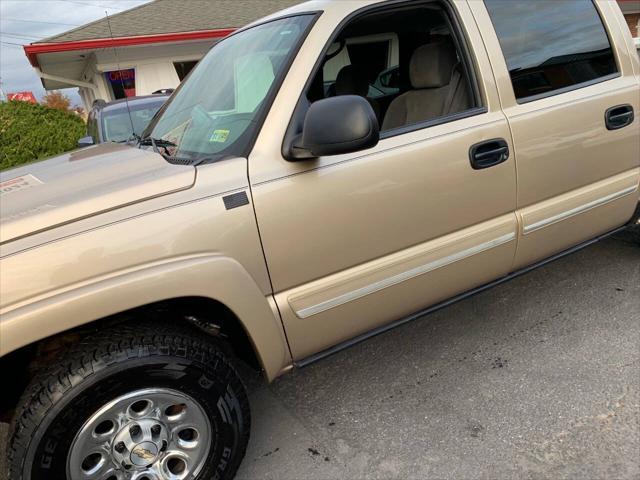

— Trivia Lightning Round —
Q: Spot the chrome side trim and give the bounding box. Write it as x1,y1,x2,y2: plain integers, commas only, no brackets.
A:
295,232,516,319
523,185,638,235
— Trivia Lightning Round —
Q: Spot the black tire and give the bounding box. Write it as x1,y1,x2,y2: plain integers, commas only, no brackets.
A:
7,321,250,480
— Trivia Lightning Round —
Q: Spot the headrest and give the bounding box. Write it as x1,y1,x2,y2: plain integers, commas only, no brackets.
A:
335,65,370,97
410,39,458,89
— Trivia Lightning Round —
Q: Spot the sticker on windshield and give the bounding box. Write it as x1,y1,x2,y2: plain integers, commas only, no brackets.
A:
0,174,43,196
210,129,230,143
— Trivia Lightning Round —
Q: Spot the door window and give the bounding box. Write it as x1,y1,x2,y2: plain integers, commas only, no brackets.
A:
484,0,618,102
302,2,479,135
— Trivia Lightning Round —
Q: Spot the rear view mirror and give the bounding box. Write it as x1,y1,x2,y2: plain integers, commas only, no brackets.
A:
78,136,95,148
287,96,379,160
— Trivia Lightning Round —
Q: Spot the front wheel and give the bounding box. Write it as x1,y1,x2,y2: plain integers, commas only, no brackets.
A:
7,322,250,480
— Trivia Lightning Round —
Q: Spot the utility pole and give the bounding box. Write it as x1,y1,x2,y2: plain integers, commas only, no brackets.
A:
0,77,6,102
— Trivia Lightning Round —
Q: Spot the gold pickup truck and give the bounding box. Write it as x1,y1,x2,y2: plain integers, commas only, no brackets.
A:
1,1,638,479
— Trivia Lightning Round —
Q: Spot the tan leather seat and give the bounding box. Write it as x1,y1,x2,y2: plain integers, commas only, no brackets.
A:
382,39,470,131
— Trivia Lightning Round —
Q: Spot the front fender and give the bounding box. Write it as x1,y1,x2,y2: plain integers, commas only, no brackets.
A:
0,255,291,381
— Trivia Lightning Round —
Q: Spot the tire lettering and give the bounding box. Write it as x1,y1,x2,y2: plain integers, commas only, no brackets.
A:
217,397,231,424
40,454,53,469
198,374,215,390
224,386,244,430
40,439,57,468
213,447,232,479
44,438,57,454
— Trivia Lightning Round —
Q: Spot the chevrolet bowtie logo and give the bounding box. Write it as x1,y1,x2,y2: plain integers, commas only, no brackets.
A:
132,447,156,461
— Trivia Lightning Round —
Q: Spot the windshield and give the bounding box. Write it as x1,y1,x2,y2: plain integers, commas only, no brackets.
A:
102,99,166,143
144,15,314,163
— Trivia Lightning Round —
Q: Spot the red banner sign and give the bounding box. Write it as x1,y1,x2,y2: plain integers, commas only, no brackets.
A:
7,92,37,103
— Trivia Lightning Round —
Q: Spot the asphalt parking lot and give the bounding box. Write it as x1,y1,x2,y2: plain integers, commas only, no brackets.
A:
1,233,639,479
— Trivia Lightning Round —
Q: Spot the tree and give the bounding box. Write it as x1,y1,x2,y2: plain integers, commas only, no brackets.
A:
0,100,86,170
41,91,71,112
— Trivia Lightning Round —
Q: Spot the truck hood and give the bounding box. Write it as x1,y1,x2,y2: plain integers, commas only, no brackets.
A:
0,143,195,244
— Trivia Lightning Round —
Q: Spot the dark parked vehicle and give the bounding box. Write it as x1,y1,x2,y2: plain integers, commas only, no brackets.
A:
78,94,169,147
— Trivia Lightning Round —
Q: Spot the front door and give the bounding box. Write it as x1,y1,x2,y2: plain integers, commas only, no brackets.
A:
249,0,519,360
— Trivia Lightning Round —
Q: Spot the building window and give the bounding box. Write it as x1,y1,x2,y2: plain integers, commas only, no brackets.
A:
105,68,136,99
174,61,198,81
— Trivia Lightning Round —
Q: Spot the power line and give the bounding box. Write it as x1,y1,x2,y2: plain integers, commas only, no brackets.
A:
58,0,123,10
0,37,39,45
0,41,25,47
1,18,81,27
0,32,39,39
0,31,41,40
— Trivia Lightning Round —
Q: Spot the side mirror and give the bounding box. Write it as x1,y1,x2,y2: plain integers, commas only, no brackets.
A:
287,96,379,160
78,135,95,148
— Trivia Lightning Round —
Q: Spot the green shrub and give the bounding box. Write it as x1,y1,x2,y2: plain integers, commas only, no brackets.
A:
0,100,86,171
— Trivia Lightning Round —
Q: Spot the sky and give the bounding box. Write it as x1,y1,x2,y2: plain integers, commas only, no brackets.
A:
0,0,151,106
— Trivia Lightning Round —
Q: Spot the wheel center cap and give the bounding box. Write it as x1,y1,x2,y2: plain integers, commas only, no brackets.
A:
130,441,159,466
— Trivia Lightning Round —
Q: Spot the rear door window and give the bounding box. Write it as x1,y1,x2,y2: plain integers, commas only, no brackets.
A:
484,0,618,102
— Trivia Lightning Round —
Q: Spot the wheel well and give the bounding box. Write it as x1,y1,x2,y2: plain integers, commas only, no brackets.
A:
138,296,262,371
0,296,262,421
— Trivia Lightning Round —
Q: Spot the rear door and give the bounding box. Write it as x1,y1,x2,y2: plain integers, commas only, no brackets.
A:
470,0,640,269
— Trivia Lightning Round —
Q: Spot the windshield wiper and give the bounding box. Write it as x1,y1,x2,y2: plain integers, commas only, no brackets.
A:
139,137,213,166
139,136,176,149
119,133,141,144
162,155,213,166
138,136,178,161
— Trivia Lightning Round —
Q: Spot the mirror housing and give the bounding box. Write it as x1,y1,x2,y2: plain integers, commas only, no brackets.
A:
78,135,95,148
286,95,379,160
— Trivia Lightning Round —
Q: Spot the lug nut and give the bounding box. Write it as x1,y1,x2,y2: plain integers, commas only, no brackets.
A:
115,442,126,453
151,424,161,436
130,425,142,437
